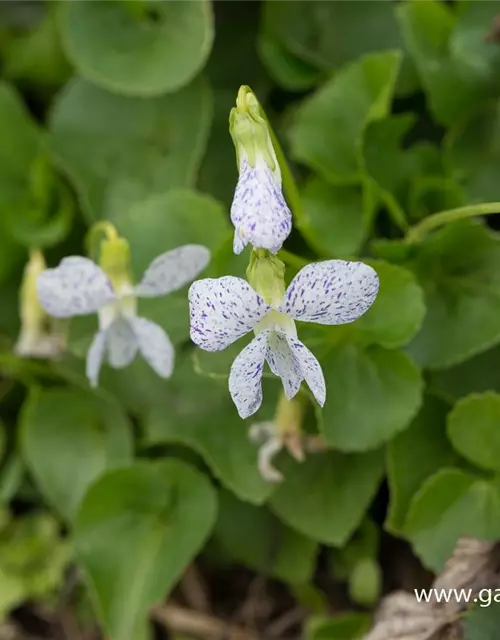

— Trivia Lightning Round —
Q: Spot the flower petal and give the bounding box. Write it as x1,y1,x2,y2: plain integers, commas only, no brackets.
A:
135,245,211,298
231,156,292,254
287,337,326,407
86,330,107,388
189,277,270,352
106,317,138,368
280,260,379,325
229,331,269,419
130,316,174,378
37,257,116,318
266,331,302,400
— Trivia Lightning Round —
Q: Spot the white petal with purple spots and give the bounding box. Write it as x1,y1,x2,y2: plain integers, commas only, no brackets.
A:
86,330,107,388
287,337,326,406
230,156,292,255
37,257,116,318
266,331,302,400
229,331,270,419
189,277,270,352
130,316,174,378
280,260,379,325
135,245,211,298
106,318,138,368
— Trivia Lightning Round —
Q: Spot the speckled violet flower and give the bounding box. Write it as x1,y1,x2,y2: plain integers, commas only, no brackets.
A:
189,260,379,419
229,85,292,255
37,245,210,387
231,153,292,255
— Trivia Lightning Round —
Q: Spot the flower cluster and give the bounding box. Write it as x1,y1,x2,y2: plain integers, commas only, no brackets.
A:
188,87,380,419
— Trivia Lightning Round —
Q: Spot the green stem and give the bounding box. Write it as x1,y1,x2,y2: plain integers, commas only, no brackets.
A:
406,202,500,243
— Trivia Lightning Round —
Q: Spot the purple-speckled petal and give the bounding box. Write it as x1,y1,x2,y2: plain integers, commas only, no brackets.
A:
106,317,138,368
280,260,379,325
130,316,174,378
86,330,107,388
229,331,270,419
37,256,116,318
287,337,326,407
189,277,270,352
266,331,302,400
135,245,211,298
230,156,292,255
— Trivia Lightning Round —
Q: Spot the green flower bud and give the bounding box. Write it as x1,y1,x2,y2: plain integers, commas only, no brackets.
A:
229,85,280,181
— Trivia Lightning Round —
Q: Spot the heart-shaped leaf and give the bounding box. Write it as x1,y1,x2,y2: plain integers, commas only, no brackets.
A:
74,460,217,640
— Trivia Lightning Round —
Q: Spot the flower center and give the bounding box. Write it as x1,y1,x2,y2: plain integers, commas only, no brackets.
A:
254,309,297,338
98,284,137,331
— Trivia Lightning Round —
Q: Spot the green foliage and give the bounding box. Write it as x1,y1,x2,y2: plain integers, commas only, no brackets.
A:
21,387,133,521
59,0,214,97
463,602,500,640
49,76,213,221
210,489,317,584
269,449,384,546
3,1,500,637
74,461,217,640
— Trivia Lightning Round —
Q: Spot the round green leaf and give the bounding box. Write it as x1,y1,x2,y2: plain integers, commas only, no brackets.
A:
320,343,423,452
406,220,500,369
386,394,457,533
49,76,213,221
74,460,217,640
21,388,133,521
270,449,384,546
355,260,426,349
289,51,401,182
211,489,317,585
59,0,214,96
405,468,500,572
448,392,500,472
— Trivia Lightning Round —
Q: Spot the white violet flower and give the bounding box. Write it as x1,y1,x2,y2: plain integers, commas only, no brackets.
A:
189,259,379,418
229,85,292,255
37,245,210,387
231,153,292,255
